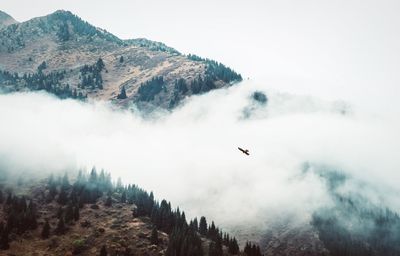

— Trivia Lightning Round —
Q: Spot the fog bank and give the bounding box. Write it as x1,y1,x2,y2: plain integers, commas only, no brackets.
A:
0,81,399,235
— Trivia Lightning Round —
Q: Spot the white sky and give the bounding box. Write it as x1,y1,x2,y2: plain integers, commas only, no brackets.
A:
2,0,400,113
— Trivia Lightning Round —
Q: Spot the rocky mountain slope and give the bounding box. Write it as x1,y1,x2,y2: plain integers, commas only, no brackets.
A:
0,170,252,256
0,11,17,29
0,10,242,109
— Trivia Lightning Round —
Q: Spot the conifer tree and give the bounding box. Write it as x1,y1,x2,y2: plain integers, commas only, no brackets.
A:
199,216,207,235
56,216,65,234
209,239,223,256
57,186,68,205
120,191,126,203
0,229,9,250
41,220,50,239
96,58,105,71
151,226,159,245
192,217,199,232
62,172,70,189
228,237,240,254
105,195,112,207
65,203,74,224
117,86,127,99
73,206,80,221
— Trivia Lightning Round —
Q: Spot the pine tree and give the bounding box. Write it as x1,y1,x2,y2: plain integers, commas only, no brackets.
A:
27,199,38,229
73,206,80,221
199,216,207,235
38,61,47,72
89,167,98,183
120,191,126,203
62,172,70,189
228,237,240,254
100,245,107,256
192,217,199,232
209,239,223,256
0,229,9,250
57,186,68,205
117,86,127,99
96,58,105,71
116,177,123,189
56,216,65,234
150,226,159,245
65,203,74,224
244,241,263,256
105,195,112,207
119,56,124,63
41,220,50,239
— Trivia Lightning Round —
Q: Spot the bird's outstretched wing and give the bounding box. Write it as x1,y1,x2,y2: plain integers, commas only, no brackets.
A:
238,147,250,155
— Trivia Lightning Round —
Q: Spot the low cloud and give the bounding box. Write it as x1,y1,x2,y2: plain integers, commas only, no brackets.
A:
0,81,399,238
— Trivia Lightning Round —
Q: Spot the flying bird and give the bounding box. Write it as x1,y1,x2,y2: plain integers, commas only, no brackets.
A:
238,147,250,156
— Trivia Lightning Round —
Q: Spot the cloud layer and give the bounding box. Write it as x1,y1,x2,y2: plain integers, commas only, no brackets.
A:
0,81,399,237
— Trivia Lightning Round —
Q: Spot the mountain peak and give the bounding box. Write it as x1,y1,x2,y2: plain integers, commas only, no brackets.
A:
0,10,242,109
48,9,77,19
53,9,72,14
43,9,123,44
0,10,18,29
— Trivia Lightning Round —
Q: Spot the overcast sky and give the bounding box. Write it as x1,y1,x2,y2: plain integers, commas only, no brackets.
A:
2,0,400,113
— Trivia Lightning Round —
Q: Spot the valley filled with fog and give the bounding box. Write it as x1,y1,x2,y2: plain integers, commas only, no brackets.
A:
1,80,399,241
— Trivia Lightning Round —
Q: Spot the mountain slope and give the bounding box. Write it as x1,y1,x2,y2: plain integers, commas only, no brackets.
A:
0,10,242,109
0,10,17,29
0,170,243,255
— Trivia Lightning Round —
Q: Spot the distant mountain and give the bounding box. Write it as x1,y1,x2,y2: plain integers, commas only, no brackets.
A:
258,166,400,256
0,10,18,29
0,10,242,109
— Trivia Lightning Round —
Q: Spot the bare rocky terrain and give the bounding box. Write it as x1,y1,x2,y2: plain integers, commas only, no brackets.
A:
0,171,245,256
0,10,242,109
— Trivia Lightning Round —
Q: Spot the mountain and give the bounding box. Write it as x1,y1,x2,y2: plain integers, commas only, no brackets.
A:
0,170,246,255
0,10,18,29
0,10,242,109
257,167,400,256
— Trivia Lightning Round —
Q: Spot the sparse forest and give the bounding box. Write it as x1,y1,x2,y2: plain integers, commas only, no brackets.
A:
137,76,166,102
187,54,242,84
79,58,105,90
0,69,86,99
0,169,248,255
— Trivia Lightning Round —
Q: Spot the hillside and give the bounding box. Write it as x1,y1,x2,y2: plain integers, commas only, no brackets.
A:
0,169,256,256
0,10,242,109
0,10,17,29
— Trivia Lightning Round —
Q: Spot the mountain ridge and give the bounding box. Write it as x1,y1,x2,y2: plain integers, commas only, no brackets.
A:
0,10,18,29
0,9,242,109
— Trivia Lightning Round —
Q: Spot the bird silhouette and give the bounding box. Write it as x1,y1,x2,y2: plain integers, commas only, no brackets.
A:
238,147,250,156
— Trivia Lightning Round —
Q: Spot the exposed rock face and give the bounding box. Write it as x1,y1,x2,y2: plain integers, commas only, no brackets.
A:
0,10,242,109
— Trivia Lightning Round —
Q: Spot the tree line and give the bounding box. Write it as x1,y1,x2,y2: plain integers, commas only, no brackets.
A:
79,58,105,90
187,54,242,83
0,169,264,255
0,67,86,99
